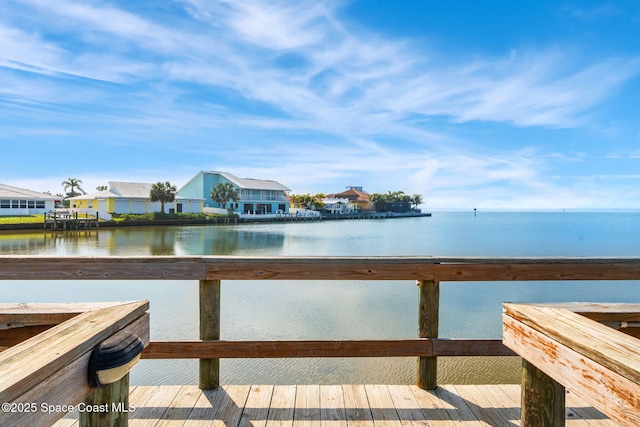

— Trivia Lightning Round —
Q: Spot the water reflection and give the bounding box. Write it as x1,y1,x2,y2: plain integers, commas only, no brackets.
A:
3,214,640,386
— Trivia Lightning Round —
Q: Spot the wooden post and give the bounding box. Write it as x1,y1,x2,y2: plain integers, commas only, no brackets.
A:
79,373,130,427
521,359,565,427
199,279,221,389
417,279,439,390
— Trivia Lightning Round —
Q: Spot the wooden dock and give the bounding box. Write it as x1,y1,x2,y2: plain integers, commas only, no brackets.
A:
3,256,640,426
52,384,612,426
44,210,99,231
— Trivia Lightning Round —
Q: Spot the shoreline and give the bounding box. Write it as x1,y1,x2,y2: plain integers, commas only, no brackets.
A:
0,212,432,232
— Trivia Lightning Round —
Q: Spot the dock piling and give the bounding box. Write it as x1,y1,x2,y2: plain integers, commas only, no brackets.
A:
199,279,221,389
417,279,439,390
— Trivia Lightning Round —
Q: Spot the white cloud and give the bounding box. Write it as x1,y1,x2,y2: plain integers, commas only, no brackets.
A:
2,1,640,209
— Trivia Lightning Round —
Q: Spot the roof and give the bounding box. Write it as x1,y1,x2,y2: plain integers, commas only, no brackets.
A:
327,188,370,202
69,181,203,200
209,171,291,192
109,181,154,198
67,181,151,200
0,183,58,200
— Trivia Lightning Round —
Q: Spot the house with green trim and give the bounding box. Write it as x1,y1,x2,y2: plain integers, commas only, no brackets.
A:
178,171,291,216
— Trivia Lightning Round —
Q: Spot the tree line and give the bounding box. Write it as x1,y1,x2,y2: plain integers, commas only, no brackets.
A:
289,190,423,212
57,179,423,214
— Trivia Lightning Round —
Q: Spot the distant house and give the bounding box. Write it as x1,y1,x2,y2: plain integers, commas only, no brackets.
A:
178,171,291,215
321,197,355,214
0,184,58,216
326,186,370,212
69,181,203,214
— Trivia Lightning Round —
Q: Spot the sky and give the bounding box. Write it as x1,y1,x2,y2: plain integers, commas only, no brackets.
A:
1,0,640,210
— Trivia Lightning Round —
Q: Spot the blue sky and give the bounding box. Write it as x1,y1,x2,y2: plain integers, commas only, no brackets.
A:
2,0,640,209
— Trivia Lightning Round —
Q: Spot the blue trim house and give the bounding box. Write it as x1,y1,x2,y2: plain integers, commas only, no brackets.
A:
178,171,291,215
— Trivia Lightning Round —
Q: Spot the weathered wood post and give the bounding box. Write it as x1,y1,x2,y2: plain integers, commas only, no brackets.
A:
79,373,130,427
417,279,439,390
199,279,221,389
521,360,565,427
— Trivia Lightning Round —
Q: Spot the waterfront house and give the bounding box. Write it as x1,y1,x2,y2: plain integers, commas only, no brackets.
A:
326,186,370,212
69,181,203,214
0,183,58,216
321,197,356,214
178,171,291,216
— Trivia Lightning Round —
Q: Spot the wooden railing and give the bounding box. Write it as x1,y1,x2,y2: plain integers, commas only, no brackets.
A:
503,302,640,426
2,256,640,392
0,301,149,427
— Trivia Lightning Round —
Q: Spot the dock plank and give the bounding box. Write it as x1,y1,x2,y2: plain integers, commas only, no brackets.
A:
129,385,182,427
50,384,613,427
295,384,321,427
320,385,347,427
387,385,428,427
183,387,226,427
267,385,297,427
156,385,203,427
239,385,274,427
342,384,374,427
364,385,401,427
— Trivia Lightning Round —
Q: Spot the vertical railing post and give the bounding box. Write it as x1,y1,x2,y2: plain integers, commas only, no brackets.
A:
417,279,439,390
521,359,565,427
199,279,221,389
79,373,130,427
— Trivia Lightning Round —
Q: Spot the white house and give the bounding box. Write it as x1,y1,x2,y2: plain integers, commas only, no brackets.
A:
0,184,58,216
0,184,60,216
321,197,356,214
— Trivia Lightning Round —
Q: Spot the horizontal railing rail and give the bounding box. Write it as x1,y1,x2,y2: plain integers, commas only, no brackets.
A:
2,256,640,391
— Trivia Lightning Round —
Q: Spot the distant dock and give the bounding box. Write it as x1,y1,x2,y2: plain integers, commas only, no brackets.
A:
44,210,99,231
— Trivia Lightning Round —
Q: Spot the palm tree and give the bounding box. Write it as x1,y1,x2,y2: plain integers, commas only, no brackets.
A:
62,178,85,198
210,182,240,210
96,185,108,191
369,193,388,212
411,194,424,209
150,181,177,213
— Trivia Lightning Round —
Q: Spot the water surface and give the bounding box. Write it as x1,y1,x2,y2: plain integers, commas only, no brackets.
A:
1,212,639,384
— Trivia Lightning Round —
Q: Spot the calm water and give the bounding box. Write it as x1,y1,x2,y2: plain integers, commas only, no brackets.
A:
2,211,640,385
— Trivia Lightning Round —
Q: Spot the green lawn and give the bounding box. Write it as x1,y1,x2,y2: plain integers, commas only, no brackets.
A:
0,215,45,224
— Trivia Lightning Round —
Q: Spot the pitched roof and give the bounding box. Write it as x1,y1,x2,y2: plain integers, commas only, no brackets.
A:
211,171,291,191
0,183,58,200
69,181,203,200
109,181,154,198
327,188,370,202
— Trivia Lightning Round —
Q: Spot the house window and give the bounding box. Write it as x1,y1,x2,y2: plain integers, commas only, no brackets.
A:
0,200,9,209
278,204,286,212
28,201,35,208
36,201,45,209
19,200,26,208
11,200,19,208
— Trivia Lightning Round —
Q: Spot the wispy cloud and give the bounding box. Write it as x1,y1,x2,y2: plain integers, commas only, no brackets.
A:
2,1,640,208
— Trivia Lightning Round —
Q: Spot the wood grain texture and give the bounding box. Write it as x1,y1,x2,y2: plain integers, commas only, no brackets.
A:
143,339,434,359
521,360,565,427
0,314,149,427
3,255,640,281
503,312,640,426
417,280,438,390
51,384,615,427
199,279,220,390
503,303,640,386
